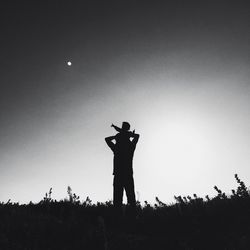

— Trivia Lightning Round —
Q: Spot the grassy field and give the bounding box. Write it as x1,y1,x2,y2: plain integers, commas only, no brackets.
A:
1,174,250,250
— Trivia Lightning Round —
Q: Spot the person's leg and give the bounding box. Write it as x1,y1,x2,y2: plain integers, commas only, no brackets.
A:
113,175,124,216
124,175,136,217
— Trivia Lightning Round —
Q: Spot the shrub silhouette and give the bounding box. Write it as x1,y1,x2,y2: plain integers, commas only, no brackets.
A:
0,174,250,250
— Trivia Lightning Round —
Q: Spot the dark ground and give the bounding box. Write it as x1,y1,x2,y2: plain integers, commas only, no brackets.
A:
1,175,250,250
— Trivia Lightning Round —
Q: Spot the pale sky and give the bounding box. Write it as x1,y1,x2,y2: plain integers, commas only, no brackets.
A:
1,1,250,204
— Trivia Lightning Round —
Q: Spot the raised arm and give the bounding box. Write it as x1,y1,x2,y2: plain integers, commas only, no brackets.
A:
111,124,122,133
130,132,140,145
105,135,116,151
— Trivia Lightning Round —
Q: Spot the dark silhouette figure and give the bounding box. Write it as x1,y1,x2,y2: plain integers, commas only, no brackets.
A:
105,122,140,217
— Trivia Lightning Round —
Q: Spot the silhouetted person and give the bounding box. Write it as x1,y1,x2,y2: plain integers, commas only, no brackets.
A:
105,122,139,217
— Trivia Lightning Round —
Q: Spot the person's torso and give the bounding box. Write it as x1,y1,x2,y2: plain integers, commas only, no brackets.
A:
113,141,135,175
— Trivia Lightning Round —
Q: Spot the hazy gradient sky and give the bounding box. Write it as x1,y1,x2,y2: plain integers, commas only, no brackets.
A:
1,1,250,204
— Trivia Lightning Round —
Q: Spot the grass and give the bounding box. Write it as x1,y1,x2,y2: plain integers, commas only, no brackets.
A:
1,174,250,250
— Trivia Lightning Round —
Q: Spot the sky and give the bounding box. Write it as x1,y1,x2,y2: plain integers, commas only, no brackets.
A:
0,1,250,204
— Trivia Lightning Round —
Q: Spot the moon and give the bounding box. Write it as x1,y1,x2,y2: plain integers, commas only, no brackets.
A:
67,61,72,66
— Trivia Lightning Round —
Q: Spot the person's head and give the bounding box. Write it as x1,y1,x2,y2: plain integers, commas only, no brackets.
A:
115,131,130,144
122,121,130,131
